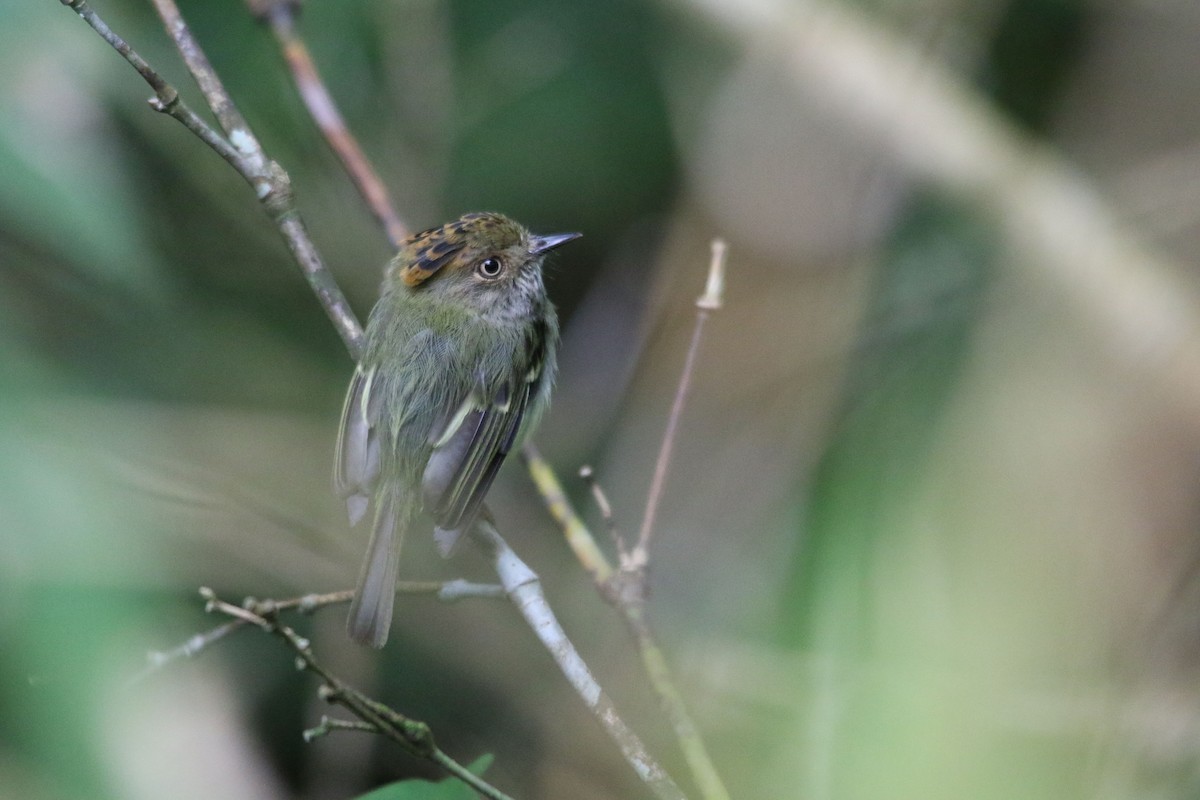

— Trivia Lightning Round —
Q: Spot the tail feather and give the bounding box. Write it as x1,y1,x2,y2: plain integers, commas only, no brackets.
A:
347,487,412,647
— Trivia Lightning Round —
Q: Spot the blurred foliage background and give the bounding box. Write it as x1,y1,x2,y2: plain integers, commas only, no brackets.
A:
3,0,1200,798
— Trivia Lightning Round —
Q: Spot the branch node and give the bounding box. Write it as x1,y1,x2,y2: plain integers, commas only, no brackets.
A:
147,89,180,113
604,565,649,610
437,579,506,602
248,597,280,619
258,163,295,210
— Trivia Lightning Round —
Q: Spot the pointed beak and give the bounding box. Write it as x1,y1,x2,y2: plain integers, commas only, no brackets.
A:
529,231,582,255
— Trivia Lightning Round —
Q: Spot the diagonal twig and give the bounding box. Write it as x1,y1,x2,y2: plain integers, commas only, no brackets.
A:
63,3,686,795
471,518,686,800
60,0,364,359
633,239,727,565
131,582,499,683
202,589,515,800
522,242,731,800
146,0,366,359
247,0,409,248
523,446,729,800
525,444,613,582
150,0,254,142
58,0,242,170
580,464,627,556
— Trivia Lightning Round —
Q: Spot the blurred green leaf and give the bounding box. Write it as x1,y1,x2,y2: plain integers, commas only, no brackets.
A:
0,89,167,301
355,755,495,800
784,193,998,650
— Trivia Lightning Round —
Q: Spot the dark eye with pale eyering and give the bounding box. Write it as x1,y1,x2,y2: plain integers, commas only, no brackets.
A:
476,257,503,279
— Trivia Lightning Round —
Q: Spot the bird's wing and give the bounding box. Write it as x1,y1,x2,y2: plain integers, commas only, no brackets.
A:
334,363,383,526
422,370,531,536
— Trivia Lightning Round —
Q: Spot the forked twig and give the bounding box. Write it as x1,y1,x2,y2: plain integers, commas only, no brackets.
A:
132,582,498,683
471,519,686,800
57,0,241,168
524,444,613,582
201,589,514,800
523,242,731,800
59,0,364,359
61,2,689,795
523,448,729,800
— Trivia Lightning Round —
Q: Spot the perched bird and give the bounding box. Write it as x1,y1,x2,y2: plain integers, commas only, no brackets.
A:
335,212,580,647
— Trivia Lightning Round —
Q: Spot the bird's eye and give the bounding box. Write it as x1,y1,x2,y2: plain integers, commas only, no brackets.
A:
476,257,503,279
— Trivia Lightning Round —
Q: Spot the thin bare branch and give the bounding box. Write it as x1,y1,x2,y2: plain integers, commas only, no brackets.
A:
146,0,367,357
273,212,365,359
303,715,377,742
470,517,687,800
133,582,490,681
522,443,613,582
150,0,256,144
58,1,242,168
64,3,689,796
203,590,516,800
523,245,733,800
248,0,409,248
632,239,727,563
61,0,364,358
129,618,243,686
522,465,730,800
625,607,730,800
580,464,628,556
437,579,507,601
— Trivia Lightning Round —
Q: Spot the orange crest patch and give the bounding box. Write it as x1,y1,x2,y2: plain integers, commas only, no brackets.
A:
394,213,523,287
398,229,469,287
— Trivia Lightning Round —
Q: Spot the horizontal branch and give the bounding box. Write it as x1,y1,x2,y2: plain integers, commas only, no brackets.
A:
131,582,499,683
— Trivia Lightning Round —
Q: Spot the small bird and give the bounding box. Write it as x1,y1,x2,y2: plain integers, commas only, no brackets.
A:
335,212,580,647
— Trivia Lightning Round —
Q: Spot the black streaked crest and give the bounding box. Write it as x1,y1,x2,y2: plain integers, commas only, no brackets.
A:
398,212,525,287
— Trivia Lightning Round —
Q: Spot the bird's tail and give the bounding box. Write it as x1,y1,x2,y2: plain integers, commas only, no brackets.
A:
347,486,415,647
